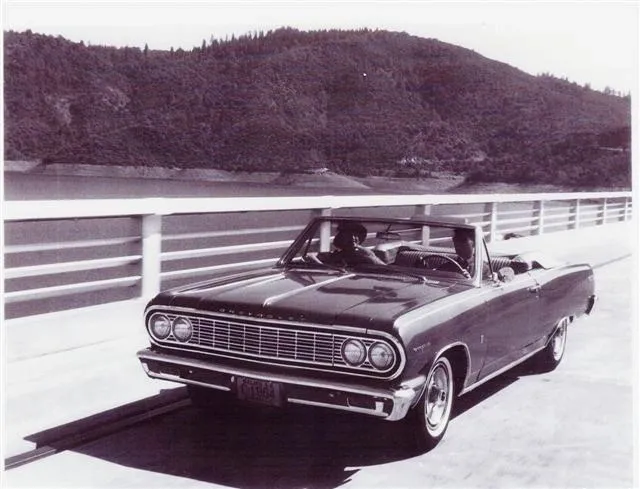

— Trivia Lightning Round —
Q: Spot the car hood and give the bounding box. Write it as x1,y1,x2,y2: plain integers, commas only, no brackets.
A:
150,268,471,331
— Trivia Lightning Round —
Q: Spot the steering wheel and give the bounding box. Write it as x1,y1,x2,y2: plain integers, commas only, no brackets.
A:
417,254,471,278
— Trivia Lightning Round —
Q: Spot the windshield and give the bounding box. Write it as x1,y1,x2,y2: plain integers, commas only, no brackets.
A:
279,218,481,282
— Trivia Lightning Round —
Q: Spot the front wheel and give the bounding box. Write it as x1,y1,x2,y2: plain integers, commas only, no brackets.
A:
405,356,455,452
534,317,569,372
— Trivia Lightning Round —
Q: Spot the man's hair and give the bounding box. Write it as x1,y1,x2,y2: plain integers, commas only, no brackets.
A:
336,222,368,244
333,229,356,250
453,228,474,242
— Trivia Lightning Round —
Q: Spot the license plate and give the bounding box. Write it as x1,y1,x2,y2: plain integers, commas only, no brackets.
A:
236,377,282,407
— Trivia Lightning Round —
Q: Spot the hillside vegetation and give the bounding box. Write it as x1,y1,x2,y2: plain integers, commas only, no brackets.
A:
4,28,632,189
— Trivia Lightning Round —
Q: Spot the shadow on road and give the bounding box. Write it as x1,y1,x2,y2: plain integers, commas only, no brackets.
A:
18,366,537,488
452,360,538,420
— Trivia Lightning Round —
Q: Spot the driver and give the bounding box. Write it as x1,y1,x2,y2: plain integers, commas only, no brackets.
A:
326,223,386,267
452,228,491,279
452,228,476,274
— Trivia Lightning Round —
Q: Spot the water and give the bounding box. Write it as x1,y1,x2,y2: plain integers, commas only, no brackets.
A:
3,173,378,201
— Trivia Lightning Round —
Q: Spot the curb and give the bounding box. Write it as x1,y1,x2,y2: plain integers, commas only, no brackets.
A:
5,387,189,469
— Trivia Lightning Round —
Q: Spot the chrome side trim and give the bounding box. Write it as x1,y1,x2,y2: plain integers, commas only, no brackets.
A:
459,345,545,396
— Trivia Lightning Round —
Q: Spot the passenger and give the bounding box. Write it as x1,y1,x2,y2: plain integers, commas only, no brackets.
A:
327,223,386,267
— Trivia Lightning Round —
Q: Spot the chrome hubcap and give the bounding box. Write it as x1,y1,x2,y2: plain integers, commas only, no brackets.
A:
425,363,451,432
552,319,568,361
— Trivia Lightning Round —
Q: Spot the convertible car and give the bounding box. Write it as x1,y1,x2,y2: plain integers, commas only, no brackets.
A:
137,215,596,450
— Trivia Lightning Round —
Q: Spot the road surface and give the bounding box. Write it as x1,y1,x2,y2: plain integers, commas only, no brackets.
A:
3,254,635,488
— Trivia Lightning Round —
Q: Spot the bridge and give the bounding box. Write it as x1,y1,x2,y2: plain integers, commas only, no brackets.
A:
4,191,633,318
2,191,636,487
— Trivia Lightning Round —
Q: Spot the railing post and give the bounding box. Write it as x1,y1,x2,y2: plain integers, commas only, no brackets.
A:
623,198,630,222
601,198,608,225
489,201,498,243
536,200,545,235
313,208,332,252
414,204,432,245
574,199,581,229
142,214,162,299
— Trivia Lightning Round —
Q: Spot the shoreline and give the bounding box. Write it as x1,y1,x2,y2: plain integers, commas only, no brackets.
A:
4,161,617,195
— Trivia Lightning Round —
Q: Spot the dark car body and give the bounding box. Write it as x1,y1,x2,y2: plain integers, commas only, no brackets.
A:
137,215,596,448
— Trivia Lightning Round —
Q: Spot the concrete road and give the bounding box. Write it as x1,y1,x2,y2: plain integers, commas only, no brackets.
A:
3,255,635,488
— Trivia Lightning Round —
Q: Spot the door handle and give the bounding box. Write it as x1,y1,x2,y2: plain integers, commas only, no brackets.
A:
528,285,541,293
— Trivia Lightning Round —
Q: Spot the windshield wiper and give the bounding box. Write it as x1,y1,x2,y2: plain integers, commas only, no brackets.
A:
282,261,348,273
352,264,428,284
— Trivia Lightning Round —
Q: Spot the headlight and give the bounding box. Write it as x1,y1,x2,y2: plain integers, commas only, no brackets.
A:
368,342,395,370
172,317,193,342
342,339,366,366
149,313,171,339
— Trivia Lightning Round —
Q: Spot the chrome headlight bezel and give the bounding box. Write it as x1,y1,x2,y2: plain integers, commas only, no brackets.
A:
341,338,367,366
172,316,193,342
149,313,171,340
368,341,395,370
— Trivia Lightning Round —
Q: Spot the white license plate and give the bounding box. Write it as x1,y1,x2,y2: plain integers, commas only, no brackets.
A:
236,377,282,407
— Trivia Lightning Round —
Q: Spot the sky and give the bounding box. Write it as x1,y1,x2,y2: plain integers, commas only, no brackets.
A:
2,1,639,93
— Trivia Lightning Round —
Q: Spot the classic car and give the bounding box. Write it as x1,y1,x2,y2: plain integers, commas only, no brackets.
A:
137,215,596,451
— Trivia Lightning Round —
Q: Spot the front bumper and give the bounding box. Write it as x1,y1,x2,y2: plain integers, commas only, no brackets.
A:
137,348,425,421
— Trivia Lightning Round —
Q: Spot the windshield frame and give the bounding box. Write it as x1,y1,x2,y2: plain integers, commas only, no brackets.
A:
276,216,484,287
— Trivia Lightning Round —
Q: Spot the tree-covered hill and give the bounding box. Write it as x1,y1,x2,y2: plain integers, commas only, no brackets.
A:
3,28,632,188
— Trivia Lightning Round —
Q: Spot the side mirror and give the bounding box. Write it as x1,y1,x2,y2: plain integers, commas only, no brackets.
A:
497,266,515,283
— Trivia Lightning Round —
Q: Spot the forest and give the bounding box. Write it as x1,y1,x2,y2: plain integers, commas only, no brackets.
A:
3,28,632,188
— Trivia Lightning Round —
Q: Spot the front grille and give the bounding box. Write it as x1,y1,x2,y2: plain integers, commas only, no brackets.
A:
148,310,400,377
196,316,340,365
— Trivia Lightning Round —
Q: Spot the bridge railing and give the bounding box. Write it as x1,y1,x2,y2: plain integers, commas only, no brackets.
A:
3,192,632,318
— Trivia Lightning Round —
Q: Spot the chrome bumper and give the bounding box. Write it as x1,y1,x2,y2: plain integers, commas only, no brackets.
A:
137,348,425,421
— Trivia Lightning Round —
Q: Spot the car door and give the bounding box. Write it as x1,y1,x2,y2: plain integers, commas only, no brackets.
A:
527,265,593,347
477,272,541,379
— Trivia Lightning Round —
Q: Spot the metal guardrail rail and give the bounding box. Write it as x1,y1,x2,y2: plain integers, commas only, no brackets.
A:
3,192,633,317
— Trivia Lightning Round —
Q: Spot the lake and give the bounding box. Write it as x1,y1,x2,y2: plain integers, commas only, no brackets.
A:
3,173,381,201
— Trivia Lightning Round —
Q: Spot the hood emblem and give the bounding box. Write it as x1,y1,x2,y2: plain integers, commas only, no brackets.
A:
216,308,303,323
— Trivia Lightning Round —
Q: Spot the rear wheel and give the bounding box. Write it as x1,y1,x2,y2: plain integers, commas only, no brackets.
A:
405,356,455,452
534,317,569,372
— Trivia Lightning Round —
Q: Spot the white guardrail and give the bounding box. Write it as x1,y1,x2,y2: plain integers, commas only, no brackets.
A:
2,192,633,317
